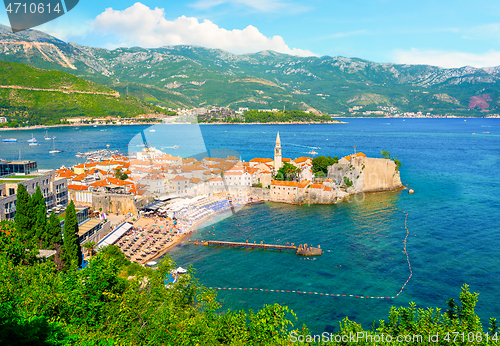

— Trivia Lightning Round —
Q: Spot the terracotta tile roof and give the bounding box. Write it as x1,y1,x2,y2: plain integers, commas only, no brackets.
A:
209,177,223,182
190,177,201,184
342,152,367,161
67,185,89,190
250,158,273,163
294,157,312,163
223,171,243,176
182,158,196,164
271,180,299,187
107,177,133,185
72,174,86,182
74,163,97,169
171,175,189,181
57,172,77,179
297,181,310,188
89,180,110,187
324,186,333,192
283,158,291,162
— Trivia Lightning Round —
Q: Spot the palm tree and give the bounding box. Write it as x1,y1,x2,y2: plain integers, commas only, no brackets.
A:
82,241,97,258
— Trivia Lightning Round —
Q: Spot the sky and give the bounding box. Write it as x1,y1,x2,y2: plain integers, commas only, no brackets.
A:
1,0,500,68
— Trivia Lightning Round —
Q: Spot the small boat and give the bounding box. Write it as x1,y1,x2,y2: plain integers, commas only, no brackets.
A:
308,150,318,155
173,145,179,149
3,138,17,142
27,134,37,143
29,140,38,146
149,129,156,132
44,130,52,140
49,138,61,153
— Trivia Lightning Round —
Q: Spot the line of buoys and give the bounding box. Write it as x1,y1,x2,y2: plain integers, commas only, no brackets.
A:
205,286,394,299
204,207,412,300
394,210,412,297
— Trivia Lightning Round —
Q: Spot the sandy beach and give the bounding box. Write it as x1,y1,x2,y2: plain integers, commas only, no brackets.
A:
117,195,263,265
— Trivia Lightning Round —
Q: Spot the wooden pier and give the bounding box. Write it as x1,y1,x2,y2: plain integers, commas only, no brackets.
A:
194,240,323,256
205,240,297,251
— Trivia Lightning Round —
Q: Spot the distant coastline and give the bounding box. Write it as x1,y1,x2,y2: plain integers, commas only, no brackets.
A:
198,120,348,125
0,120,348,131
0,122,162,131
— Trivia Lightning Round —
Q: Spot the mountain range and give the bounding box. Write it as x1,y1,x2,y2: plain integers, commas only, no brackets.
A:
1,24,499,116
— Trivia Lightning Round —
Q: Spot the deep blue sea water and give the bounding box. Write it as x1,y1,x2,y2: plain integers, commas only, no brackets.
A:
2,119,499,333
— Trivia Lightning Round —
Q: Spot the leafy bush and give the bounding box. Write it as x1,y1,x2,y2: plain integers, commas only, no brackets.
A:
343,177,353,187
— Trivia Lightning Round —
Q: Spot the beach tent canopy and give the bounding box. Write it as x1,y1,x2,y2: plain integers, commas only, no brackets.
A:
97,222,133,248
143,201,166,212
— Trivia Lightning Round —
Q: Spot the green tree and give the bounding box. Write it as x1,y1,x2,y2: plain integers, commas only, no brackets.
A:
275,162,301,181
82,241,97,258
381,150,391,159
46,210,64,270
380,150,402,171
312,155,338,175
14,183,31,240
61,201,82,270
114,168,128,180
30,186,47,248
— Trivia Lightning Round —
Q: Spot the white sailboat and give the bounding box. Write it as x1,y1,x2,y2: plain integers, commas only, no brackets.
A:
49,138,61,153
27,133,37,143
44,130,52,140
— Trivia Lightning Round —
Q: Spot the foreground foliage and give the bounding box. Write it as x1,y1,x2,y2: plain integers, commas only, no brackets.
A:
1,218,498,344
0,232,301,345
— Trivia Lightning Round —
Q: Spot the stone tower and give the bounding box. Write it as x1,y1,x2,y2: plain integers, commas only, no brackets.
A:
274,131,282,170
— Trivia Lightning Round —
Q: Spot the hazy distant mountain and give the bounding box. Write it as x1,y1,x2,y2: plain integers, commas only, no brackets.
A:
1,24,499,115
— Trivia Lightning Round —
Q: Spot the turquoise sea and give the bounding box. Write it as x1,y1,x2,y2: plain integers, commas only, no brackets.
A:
2,118,499,333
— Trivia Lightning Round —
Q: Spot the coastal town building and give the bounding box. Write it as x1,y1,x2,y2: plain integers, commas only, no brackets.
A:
0,160,38,176
0,169,68,220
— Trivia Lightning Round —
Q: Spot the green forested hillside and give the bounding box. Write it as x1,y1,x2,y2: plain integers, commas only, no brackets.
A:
0,61,110,92
0,62,169,126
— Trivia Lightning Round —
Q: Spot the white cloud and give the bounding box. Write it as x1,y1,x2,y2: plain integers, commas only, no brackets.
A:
393,48,500,68
91,3,315,56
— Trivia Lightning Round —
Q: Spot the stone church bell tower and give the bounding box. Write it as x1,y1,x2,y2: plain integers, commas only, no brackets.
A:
274,132,282,171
